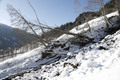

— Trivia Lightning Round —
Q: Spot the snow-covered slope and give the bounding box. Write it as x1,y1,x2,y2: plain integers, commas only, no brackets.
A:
57,11,119,42
0,11,120,80
13,27,120,80
0,46,44,79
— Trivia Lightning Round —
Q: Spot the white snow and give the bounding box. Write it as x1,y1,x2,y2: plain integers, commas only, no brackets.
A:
0,11,120,80
15,27,120,80
57,11,119,41
0,46,44,79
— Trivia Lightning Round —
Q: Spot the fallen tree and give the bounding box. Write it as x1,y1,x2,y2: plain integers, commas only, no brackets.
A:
7,3,92,48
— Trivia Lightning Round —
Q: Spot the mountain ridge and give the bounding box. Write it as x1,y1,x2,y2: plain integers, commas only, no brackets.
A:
0,23,35,50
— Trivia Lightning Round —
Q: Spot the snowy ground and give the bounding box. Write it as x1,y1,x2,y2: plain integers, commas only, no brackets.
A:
57,11,119,42
0,11,120,80
13,25,120,80
0,46,44,79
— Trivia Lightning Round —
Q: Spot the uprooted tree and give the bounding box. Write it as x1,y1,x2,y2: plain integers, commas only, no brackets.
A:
7,3,92,48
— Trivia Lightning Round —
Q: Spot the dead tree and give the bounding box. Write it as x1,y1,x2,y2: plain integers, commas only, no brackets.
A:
7,4,47,47
7,2,93,48
97,0,110,27
115,0,120,14
74,0,91,32
27,1,45,34
86,0,111,27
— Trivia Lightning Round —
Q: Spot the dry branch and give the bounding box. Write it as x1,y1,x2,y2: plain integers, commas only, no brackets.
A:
27,0,45,34
7,4,47,47
42,52,66,55
2,56,61,80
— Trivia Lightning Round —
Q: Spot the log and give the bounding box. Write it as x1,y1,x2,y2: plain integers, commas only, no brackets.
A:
2,56,61,80
42,52,66,55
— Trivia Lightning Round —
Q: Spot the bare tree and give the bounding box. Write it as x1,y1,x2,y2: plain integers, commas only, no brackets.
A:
74,0,91,32
115,0,120,14
7,2,92,48
27,1,45,34
86,0,111,27
7,4,47,47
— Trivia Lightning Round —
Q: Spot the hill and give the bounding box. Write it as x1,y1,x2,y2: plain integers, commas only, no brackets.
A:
0,23,35,50
0,23,19,49
43,0,120,41
103,0,120,14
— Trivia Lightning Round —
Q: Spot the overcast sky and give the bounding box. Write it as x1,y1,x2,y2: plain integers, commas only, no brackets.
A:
0,0,108,27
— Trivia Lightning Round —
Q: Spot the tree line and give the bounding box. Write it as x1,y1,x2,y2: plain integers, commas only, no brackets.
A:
0,39,40,59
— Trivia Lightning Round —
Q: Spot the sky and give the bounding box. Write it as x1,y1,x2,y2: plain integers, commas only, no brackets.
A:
0,0,88,27
0,0,109,27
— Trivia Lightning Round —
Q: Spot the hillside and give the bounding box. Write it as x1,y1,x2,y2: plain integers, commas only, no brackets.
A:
0,23,35,50
43,12,100,40
0,23,19,49
43,0,120,41
0,11,120,80
103,0,120,14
